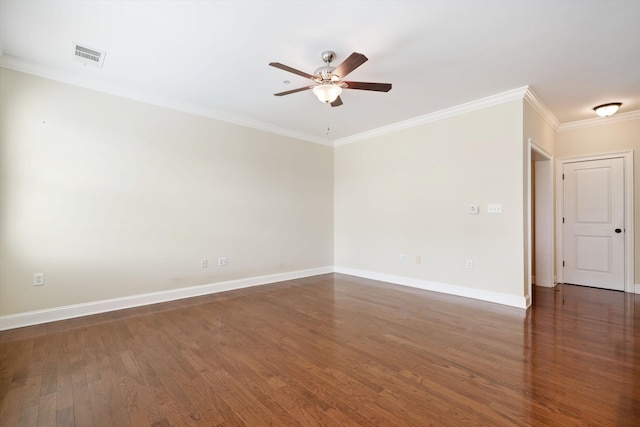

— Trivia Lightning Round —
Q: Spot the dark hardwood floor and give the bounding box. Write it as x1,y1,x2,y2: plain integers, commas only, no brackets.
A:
1,273,638,426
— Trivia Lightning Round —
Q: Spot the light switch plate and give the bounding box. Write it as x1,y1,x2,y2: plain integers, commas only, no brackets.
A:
469,205,480,214
487,203,502,214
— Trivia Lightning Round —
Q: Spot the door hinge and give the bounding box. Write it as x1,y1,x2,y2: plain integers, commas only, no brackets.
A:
562,173,565,180
562,261,565,267
562,217,565,223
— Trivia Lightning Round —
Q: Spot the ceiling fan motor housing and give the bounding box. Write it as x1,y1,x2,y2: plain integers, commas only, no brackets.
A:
315,51,339,82
314,65,338,82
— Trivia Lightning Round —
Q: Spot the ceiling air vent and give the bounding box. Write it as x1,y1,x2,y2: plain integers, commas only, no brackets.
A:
73,43,106,67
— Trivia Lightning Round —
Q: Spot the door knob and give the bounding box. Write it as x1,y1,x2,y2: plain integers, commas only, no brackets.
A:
615,228,622,233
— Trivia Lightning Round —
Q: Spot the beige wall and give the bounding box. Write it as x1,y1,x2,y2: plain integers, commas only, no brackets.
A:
523,102,556,156
0,68,334,315
6,64,633,319
335,100,526,298
556,118,640,284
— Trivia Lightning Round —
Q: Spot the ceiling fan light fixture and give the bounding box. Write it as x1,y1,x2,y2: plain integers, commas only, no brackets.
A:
593,102,622,117
313,83,342,103
270,50,391,107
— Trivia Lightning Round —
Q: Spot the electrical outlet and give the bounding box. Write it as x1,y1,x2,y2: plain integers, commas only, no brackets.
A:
201,259,208,269
416,256,421,264
218,257,227,267
400,254,407,262
34,273,45,286
469,205,480,214
466,260,473,269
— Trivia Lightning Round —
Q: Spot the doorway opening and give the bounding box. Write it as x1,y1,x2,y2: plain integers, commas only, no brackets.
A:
527,139,554,307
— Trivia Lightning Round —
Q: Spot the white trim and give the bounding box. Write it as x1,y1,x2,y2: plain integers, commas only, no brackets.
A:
0,55,333,147
529,139,553,160
534,282,556,288
524,88,560,130
0,266,333,331
557,110,640,132
0,264,536,331
335,266,529,309
0,56,529,148
635,284,640,294
334,86,531,146
556,151,634,292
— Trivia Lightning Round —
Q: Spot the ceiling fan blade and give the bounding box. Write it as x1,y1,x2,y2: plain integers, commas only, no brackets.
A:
333,52,368,79
330,96,343,107
269,62,314,80
343,81,392,92
274,86,313,96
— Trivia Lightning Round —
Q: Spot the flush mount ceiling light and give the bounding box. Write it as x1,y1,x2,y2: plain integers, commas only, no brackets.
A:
593,102,622,117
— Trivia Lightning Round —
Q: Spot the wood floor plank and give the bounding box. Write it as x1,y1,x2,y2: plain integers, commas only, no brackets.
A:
68,330,94,427
56,406,75,427
17,404,38,427
97,366,133,427
40,335,60,397
6,340,32,391
133,353,183,427
19,376,41,410
87,379,115,427
35,393,56,427
24,337,43,380
0,385,24,426
1,274,639,426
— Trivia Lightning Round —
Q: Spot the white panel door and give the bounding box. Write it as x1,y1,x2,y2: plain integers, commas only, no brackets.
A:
563,158,624,290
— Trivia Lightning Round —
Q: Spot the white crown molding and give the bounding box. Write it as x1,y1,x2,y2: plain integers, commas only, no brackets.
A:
8,53,636,146
335,266,529,310
0,266,333,331
557,110,640,132
334,86,531,146
0,55,333,147
523,87,560,130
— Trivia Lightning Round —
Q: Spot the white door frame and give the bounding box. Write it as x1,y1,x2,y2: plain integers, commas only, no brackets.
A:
526,139,554,306
556,151,635,293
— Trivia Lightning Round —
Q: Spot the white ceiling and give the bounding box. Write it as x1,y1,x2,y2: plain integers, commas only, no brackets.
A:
1,0,639,144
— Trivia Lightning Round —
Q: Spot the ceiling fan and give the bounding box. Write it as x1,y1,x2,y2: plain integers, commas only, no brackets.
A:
269,50,392,107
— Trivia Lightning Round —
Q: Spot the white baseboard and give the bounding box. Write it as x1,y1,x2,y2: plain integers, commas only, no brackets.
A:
635,283,640,294
0,266,333,331
0,265,536,331
534,282,556,288
335,266,529,309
